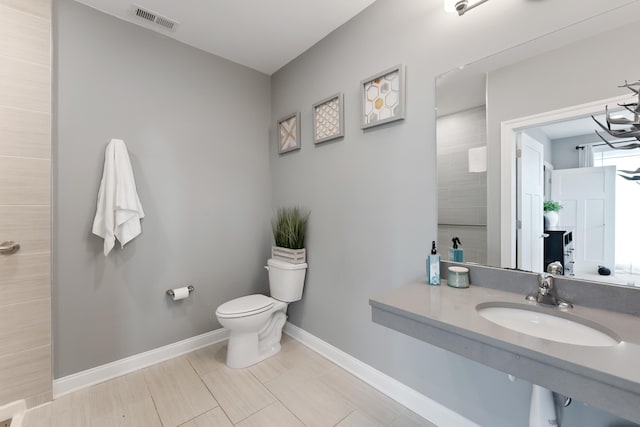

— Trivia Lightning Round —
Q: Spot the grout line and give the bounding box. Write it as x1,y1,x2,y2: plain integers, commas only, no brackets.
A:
0,154,51,161
332,409,356,427
0,103,50,115
130,343,231,426
0,297,51,312
250,339,340,427
178,355,220,424
186,355,219,400
174,406,219,427
231,407,255,424
0,343,50,361
0,50,50,71
0,204,50,207
187,356,233,424
284,401,308,427
0,3,51,25
0,102,50,116
246,360,302,424
140,368,166,427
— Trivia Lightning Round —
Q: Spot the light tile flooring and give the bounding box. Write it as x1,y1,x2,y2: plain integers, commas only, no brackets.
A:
22,335,436,427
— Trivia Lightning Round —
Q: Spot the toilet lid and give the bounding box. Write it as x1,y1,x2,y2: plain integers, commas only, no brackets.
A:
216,294,274,318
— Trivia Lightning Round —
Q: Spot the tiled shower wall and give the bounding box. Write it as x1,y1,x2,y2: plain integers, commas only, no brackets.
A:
0,0,52,407
437,106,487,265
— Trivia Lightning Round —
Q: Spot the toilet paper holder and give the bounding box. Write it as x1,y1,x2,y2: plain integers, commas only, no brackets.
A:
166,285,195,297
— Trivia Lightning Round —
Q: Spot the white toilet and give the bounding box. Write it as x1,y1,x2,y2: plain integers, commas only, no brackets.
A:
215,258,307,368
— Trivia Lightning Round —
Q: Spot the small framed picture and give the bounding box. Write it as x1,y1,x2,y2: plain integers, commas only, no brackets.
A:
312,93,344,144
361,65,405,129
277,112,301,154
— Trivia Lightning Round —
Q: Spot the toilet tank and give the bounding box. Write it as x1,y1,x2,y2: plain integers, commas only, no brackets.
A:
267,258,307,302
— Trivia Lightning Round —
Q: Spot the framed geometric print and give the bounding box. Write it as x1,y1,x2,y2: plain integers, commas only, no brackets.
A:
361,65,405,129
312,93,344,144
278,112,301,154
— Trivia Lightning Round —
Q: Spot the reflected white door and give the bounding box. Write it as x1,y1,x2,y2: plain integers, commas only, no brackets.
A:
517,133,544,273
551,166,615,274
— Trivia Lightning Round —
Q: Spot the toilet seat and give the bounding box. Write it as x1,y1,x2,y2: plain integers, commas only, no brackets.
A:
216,294,274,319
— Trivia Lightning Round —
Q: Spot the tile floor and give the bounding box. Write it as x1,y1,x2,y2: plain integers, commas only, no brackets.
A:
22,334,436,427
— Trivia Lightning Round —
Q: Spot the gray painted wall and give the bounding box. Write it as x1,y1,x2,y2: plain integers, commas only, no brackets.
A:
53,0,272,377
486,21,640,266
551,134,602,170
271,0,639,425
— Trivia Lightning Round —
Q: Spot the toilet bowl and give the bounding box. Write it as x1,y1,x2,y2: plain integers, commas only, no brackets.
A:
215,258,307,368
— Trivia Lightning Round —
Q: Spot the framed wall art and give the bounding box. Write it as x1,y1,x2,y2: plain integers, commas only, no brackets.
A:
277,112,301,154
361,65,405,129
312,93,344,144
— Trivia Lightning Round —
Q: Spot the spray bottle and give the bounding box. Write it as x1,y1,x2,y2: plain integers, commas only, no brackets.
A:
449,237,463,262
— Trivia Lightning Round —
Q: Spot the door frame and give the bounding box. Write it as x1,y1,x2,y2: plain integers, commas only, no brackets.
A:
499,94,628,268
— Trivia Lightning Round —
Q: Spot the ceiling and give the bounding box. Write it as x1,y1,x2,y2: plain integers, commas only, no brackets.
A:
73,0,377,75
534,115,606,140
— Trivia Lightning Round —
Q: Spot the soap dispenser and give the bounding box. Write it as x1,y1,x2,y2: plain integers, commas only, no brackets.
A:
427,241,440,286
449,237,463,262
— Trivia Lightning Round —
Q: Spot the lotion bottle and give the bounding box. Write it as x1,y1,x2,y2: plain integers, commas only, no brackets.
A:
427,241,440,286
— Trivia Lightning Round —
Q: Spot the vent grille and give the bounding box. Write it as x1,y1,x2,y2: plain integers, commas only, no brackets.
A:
135,7,155,22
131,5,179,31
154,16,176,30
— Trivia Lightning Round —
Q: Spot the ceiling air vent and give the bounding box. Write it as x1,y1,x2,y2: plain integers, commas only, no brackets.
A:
131,5,179,32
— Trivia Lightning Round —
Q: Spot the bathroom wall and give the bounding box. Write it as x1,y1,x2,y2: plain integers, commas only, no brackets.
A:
437,106,487,265
551,134,602,170
0,0,52,407
270,0,640,425
53,0,272,377
486,21,640,266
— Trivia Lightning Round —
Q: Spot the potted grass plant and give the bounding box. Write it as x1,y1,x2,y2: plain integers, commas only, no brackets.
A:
271,206,310,264
543,200,563,227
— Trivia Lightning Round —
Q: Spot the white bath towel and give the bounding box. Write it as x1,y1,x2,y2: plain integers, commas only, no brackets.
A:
468,146,487,173
92,139,145,255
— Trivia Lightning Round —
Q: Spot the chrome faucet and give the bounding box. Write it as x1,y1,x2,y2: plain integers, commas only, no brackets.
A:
526,272,573,309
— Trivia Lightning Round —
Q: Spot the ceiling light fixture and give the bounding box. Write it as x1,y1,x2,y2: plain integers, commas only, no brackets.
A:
444,0,490,16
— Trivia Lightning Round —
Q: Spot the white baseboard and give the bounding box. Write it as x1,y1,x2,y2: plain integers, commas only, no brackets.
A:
53,322,475,426
53,328,229,398
283,322,478,427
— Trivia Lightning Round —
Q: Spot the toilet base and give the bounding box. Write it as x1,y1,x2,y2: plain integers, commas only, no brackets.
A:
225,310,287,368
226,334,282,368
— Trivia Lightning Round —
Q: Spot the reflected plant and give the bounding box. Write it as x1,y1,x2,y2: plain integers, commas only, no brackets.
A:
543,201,563,212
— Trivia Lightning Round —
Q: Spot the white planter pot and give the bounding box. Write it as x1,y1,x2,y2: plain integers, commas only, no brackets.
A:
271,246,306,264
545,211,559,227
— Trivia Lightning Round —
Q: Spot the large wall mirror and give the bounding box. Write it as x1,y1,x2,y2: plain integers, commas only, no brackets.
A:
436,13,640,288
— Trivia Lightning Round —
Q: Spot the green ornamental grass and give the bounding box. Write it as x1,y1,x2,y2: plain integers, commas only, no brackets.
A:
272,207,310,250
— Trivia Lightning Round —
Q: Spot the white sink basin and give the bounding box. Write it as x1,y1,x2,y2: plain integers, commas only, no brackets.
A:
476,303,620,347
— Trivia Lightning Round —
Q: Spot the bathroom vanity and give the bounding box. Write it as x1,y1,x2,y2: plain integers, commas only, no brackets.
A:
370,262,640,424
